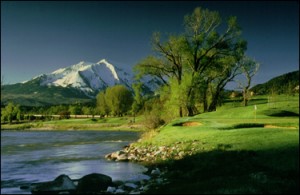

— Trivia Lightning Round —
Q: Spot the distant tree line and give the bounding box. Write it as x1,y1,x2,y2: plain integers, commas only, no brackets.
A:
1,102,99,123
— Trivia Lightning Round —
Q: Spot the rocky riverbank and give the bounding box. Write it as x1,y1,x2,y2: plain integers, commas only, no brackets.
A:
20,138,201,194
20,169,168,194
105,140,201,163
100,139,202,194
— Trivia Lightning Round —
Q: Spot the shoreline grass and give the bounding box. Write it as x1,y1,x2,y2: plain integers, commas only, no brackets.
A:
1,117,146,131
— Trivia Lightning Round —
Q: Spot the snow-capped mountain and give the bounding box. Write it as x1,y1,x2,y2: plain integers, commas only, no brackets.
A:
23,59,132,97
2,59,163,106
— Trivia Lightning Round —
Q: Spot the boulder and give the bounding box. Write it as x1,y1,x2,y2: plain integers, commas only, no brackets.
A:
31,174,76,194
76,173,112,193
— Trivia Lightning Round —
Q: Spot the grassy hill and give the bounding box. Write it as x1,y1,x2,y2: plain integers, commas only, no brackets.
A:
251,70,299,95
1,79,93,106
134,94,299,194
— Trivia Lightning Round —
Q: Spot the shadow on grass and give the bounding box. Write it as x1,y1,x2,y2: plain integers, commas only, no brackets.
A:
223,98,268,104
267,110,299,117
219,123,265,130
146,146,299,194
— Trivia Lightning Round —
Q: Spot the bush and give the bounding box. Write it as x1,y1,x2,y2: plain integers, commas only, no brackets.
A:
28,115,36,121
90,118,97,122
144,109,165,129
59,111,70,119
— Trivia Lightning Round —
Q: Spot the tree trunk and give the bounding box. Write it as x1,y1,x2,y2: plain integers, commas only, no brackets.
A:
203,97,208,112
186,87,194,116
208,90,220,112
243,87,249,106
202,82,209,112
186,106,194,116
179,106,183,117
208,99,217,112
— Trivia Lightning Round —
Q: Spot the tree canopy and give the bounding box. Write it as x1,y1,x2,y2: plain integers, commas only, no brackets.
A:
134,7,248,117
96,85,133,116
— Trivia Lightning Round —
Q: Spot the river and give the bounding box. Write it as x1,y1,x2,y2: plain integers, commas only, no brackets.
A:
1,130,147,194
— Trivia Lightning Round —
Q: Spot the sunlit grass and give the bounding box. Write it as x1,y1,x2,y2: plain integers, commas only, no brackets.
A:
138,95,299,194
1,116,143,131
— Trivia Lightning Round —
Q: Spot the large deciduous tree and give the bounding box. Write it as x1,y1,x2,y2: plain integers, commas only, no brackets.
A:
134,7,247,117
134,34,187,117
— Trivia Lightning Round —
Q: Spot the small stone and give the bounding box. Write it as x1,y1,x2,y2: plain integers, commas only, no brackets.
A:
106,186,116,193
151,168,160,176
116,154,128,161
129,190,141,194
140,185,150,191
153,151,161,156
124,183,138,189
178,151,185,157
58,192,70,194
115,188,126,194
156,178,163,184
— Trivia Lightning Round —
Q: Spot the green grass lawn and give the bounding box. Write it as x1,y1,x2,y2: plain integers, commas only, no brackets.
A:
136,94,299,194
1,116,144,131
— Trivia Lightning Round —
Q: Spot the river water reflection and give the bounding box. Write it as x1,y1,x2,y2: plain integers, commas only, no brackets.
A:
1,130,146,194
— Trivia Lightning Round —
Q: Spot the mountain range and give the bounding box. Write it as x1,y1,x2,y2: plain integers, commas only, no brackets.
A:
1,59,160,106
22,59,132,97
1,59,298,107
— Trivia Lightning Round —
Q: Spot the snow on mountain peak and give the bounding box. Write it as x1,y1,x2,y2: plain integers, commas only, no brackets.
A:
30,59,132,97
19,58,161,99
97,59,119,81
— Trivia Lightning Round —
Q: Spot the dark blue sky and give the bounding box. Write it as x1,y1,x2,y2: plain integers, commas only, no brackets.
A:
1,1,299,88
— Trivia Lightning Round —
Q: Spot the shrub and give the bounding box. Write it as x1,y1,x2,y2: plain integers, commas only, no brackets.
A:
144,109,165,129
59,111,70,119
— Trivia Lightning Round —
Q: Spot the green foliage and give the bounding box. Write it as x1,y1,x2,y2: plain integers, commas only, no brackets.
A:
1,102,22,123
59,111,70,119
143,97,165,129
48,105,69,115
134,6,247,117
68,104,82,115
97,85,133,116
161,74,194,119
131,82,144,115
96,91,109,117
81,106,95,117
